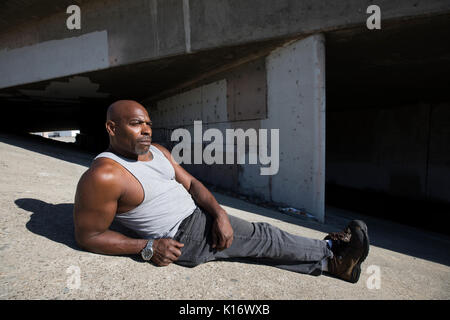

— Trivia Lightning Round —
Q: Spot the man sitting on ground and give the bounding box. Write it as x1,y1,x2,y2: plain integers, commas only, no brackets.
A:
73,100,370,283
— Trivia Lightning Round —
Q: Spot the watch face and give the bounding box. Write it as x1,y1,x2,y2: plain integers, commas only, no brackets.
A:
141,248,150,260
143,249,151,260
142,241,153,260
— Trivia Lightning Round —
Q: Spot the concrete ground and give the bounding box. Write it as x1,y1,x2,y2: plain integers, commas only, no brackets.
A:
0,133,449,300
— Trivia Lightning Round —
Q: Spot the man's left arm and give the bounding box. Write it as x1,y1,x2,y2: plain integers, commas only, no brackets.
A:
153,143,234,250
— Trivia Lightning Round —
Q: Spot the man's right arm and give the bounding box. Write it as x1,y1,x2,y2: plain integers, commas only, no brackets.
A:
73,164,148,255
73,163,184,266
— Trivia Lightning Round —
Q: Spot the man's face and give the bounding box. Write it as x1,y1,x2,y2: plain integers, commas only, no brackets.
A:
112,106,153,156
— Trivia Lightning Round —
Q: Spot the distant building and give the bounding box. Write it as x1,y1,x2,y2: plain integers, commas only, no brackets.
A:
32,130,80,140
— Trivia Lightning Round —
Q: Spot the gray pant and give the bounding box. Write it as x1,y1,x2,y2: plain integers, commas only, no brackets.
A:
173,207,333,276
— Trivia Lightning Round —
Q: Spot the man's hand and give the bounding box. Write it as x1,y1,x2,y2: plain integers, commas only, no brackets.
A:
211,213,234,251
151,238,184,266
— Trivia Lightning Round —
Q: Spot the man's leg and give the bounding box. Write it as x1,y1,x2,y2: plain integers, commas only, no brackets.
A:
173,207,333,276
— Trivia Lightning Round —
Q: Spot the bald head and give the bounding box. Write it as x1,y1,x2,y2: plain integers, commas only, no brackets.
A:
105,100,153,158
107,100,148,122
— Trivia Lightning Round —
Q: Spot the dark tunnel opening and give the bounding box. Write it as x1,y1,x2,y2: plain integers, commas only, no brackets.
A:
325,15,450,235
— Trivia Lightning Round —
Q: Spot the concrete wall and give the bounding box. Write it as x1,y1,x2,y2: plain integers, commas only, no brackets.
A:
326,103,450,204
149,58,269,197
148,35,326,221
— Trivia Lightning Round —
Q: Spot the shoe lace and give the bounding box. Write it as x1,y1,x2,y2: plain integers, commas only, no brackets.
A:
326,227,351,242
325,228,352,258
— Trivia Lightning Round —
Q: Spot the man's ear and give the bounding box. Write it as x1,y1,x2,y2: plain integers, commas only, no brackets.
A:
106,120,116,136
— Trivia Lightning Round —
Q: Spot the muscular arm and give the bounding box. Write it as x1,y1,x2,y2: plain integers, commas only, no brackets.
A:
74,161,184,266
73,163,148,255
154,144,234,250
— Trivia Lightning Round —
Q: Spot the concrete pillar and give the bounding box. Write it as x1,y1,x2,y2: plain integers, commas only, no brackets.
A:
263,34,326,222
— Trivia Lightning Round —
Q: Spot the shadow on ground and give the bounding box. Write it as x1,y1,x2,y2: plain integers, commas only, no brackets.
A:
15,198,141,261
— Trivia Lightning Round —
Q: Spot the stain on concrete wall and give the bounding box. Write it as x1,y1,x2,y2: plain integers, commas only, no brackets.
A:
226,59,267,121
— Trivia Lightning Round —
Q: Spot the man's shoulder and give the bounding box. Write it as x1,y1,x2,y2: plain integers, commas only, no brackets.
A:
74,157,125,203
81,157,125,187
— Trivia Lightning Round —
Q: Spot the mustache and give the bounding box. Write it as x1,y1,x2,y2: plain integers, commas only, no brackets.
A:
137,137,152,142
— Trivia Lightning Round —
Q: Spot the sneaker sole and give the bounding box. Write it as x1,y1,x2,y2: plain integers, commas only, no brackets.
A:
348,220,370,283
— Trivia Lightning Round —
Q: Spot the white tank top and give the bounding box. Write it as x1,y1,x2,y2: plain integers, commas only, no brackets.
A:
94,145,196,239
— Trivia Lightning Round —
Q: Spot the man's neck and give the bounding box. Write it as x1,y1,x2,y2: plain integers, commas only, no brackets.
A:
106,146,153,162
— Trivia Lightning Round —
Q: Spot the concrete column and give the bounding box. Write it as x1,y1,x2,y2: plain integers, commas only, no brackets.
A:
263,34,326,222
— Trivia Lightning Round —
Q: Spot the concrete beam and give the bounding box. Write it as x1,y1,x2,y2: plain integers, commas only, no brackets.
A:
189,0,450,49
1,0,449,89
0,31,109,89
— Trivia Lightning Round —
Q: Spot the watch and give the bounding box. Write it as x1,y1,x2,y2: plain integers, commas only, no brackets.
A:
141,239,154,261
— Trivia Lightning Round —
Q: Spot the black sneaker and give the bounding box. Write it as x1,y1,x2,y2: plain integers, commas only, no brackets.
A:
325,220,370,283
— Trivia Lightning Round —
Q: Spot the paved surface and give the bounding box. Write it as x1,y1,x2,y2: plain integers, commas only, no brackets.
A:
0,133,449,300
